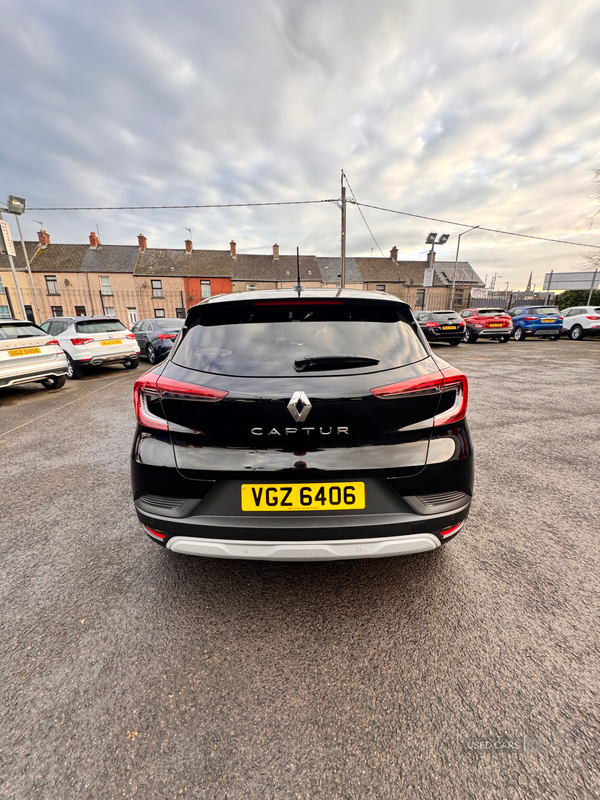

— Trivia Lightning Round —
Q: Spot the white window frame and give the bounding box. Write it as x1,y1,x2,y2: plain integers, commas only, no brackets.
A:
104,306,117,317
246,283,257,291
127,308,138,325
46,275,60,295
99,276,113,296
201,280,211,298
154,308,166,318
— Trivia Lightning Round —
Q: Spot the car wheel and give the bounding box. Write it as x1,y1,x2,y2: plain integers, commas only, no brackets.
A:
449,340,461,346
463,328,478,343
498,336,510,343
513,327,526,341
124,357,139,370
569,325,584,341
41,375,67,390
66,357,83,380
146,344,157,364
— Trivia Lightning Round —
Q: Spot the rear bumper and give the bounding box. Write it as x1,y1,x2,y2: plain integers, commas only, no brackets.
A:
0,362,68,388
74,350,139,367
476,328,512,337
135,498,470,558
165,532,444,560
521,328,561,336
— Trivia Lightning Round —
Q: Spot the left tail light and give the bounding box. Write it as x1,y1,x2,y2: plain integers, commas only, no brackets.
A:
371,366,468,426
157,333,177,340
46,339,61,346
133,371,228,430
126,333,136,339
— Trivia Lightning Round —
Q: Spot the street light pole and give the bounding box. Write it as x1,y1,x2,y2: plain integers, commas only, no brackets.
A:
0,211,27,319
14,215,42,322
450,225,479,309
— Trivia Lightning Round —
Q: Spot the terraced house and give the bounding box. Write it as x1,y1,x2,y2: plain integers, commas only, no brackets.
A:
0,228,483,324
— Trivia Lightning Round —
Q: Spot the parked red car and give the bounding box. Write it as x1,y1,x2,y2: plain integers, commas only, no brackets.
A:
459,308,513,343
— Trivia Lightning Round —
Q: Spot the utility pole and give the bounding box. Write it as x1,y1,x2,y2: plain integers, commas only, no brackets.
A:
14,214,41,322
0,211,27,319
587,268,598,305
340,173,346,289
545,271,553,304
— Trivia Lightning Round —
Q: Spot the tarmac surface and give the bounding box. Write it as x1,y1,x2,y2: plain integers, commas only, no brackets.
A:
1,338,600,799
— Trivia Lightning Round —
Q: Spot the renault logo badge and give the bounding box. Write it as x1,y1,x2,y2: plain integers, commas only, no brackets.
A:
287,391,312,422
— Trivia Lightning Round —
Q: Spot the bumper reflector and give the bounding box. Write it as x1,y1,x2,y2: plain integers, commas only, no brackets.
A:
440,521,464,538
143,525,166,541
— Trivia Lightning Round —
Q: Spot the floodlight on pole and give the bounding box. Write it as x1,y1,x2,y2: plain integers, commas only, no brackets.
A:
450,225,479,308
7,195,26,215
438,233,450,245
426,232,437,245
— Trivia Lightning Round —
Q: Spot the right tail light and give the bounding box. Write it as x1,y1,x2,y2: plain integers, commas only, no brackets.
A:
371,366,468,426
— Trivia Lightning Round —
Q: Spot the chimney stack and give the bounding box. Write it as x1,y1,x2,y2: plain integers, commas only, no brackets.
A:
89,231,99,249
185,239,193,254
138,234,147,252
37,230,51,248
230,240,237,258
390,246,398,263
273,243,279,260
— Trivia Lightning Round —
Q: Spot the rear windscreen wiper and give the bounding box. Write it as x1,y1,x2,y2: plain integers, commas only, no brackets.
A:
294,355,380,372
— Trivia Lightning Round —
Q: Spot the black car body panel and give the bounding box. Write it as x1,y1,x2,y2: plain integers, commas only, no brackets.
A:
131,290,474,559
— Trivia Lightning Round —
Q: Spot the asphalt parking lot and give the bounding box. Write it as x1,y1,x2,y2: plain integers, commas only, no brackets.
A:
1,338,600,800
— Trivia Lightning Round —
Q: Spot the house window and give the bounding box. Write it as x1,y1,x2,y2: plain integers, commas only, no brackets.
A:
0,305,9,319
201,280,211,298
0,277,4,293
151,279,163,298
99,276,113,295
376,284,386,292
246,284,257,291
154,308,165,318
415,289,425,310
104,307,116,317
51,305,64,317
75,306,86,316
175,307,185,318
46,275,60,295
24,305,35,323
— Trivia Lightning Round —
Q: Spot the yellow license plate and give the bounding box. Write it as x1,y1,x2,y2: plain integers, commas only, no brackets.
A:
8,347,41,357
101,339,122,346
489,323,503,327
442,325,456,330
241,482,365,512
541,318,554,323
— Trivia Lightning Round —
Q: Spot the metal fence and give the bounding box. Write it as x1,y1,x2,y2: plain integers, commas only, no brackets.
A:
469,292,557,310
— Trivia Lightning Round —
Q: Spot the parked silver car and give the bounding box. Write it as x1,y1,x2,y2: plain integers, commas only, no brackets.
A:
0,318,68,390
560,306,600,340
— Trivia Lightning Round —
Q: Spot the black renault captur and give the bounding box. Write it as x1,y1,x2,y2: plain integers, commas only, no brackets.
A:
131,289,474,561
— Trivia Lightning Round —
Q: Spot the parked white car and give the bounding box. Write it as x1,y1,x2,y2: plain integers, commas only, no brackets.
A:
560,306,600,340
41,316,140,379
0,318,68,390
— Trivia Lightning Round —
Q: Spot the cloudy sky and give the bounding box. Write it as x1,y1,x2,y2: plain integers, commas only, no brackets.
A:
1,0,600,287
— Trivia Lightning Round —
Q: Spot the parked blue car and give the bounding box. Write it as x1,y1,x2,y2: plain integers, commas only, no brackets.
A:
507,305,563,342
131,317,184,364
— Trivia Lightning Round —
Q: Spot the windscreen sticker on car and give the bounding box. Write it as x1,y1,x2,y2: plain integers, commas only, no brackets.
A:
194,347,233,357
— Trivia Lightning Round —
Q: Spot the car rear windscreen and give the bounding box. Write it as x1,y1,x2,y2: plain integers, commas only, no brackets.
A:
156,319,184,330
174,300,428,377
0,322,45,340
478,309,507,316
526,307,560,315
430,312,462,322
75,320,127,334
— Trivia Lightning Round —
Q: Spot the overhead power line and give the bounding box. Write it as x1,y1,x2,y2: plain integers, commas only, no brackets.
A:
26,199,336,211
342,174,386,258
21,193,600,249
352,201,600,249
